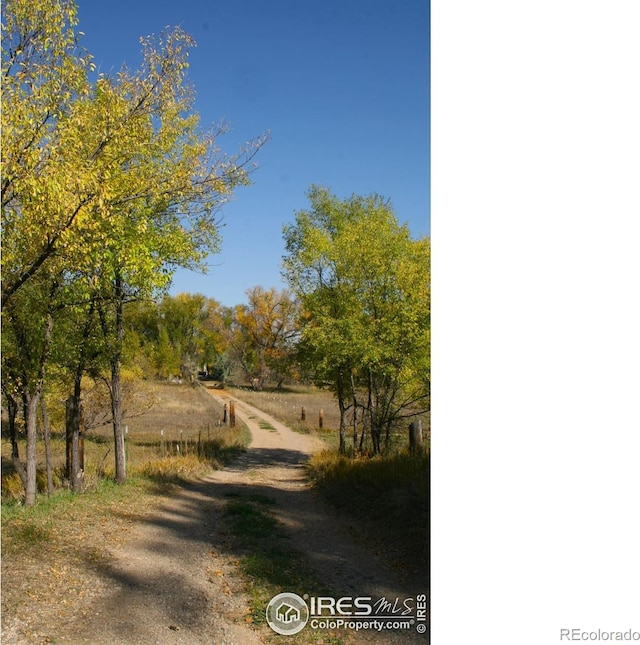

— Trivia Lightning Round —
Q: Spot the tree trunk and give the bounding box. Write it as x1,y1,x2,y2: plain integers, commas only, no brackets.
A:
23,392,40,506
350,372,359,453
359,422,367,453
41,398,55,496
21,313,54,506
409,420,424,455
371,425,381,455
384,420,393,455
111,359,126,483
111,275,126,484
65,393,84,493
5,392,27,491
336,370,349,455
66,301,94,490
367,369,381,455
338,399,347,455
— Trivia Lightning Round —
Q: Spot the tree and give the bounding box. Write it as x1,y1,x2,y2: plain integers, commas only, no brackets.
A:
283,186,430,454
2,1,268,493
1,0,93,504
75,27,266,484
124,294,227,381
232,287,299,389
209,287,300,389
157,294,210,381
1,277,57,505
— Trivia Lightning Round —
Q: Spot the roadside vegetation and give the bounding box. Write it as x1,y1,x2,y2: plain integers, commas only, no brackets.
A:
2,381,248,500
307,450,430,580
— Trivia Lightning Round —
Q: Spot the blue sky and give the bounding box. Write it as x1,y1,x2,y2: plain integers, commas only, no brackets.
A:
76,0,430,306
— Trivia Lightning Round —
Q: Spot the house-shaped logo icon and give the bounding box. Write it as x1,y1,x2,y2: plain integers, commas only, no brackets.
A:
267,592,309,635
276,602,301,624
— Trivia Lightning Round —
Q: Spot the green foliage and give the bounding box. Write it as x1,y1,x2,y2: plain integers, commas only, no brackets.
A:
124,294,223,379
283,186,430,454
1,0,267,495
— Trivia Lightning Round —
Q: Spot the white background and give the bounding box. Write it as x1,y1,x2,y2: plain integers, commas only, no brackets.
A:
431,1,640,643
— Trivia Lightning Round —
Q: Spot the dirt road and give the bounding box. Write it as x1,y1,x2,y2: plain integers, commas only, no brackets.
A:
8,390,428,644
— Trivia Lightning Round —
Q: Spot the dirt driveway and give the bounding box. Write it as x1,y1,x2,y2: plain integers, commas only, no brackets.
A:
10,390,428,644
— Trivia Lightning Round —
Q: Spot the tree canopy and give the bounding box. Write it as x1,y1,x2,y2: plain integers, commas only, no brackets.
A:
283,186,430,454
1,0,267,501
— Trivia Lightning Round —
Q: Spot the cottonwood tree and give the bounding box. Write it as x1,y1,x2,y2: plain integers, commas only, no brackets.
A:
1,277,58,505
210,287,299,389
67,27,266,484
1,0,94,503
1,0,268,496
283,186,430,454
157,294,211,381
124,295,230,381
233,287,299,389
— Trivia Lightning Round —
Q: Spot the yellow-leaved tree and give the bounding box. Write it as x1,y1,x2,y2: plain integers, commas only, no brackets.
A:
1,0,268,502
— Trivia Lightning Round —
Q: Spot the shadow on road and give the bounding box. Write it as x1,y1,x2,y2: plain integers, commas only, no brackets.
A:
78,442,428,644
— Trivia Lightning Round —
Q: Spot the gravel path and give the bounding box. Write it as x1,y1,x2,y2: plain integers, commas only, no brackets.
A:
10,390,428,644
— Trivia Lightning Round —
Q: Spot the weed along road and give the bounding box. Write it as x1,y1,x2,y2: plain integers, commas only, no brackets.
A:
24,389,426,645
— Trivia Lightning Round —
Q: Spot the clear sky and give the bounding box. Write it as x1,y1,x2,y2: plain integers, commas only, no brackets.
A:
76,0,430,306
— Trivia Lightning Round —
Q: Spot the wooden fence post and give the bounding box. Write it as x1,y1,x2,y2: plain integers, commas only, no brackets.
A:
301,406,306,421
319,409,324,430
229,402,236,428
223,404,228,425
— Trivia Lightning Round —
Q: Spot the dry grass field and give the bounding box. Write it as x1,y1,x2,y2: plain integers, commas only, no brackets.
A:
224,382,430,455
1,381,249,499
2,378,428,644
3,379,429,582
222,382,341,432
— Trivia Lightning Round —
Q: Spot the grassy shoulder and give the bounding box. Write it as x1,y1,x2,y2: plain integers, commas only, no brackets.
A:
220,491,345,645
307,450,430,582
1,474,165,638
2,380,249,500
